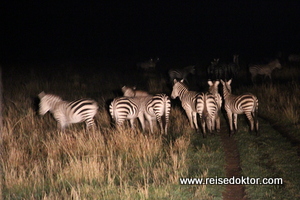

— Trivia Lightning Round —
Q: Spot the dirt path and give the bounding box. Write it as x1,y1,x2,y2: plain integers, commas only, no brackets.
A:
220,131,248,200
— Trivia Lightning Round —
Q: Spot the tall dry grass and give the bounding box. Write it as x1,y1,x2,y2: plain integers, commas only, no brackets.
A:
2,103,197,199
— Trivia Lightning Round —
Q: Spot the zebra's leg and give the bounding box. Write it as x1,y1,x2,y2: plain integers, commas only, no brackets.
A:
58,122,66,131
210,116,215,132
144,113,154,134
206,118,212,134
215,113,221,132
164,114,169,135
226,111,234,136
245,112,254,132
129,119,136,130
233,113,238,132
156,115,164,135
200,116,206,137
192,111,199,132
185,109,195,129
85,118,95,132
138,112,146,132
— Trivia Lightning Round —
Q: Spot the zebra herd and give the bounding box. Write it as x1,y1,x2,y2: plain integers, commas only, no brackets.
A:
38,79,259,137
36,54,288,135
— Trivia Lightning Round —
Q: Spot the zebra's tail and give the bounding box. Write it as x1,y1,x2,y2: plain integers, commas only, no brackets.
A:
201,94,209,137
163,95,171,134
252,97,259,134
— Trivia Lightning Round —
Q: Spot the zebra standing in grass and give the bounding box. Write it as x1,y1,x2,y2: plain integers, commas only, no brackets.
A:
38,92,98,131
171,79,200,132
196,92,219,137
121,86,171,134
249,59,282,83
226,54,240,80
220,79,259,136
207,80,222,132
168,65,195,83
109,96,150,131
137,57,159,70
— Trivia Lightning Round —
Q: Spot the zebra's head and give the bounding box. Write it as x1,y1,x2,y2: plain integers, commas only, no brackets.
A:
220,79,232,93
38,92,63,115
211,58,219,67
122,86,136,97
171,79,185,99
208,80,220,94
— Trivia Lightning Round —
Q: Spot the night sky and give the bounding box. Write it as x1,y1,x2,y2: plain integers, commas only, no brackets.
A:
2,1,300,64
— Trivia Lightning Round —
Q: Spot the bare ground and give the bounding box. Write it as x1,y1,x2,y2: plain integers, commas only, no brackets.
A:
220,130,248,200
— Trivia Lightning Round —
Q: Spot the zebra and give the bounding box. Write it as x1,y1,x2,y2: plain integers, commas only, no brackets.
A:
137,57,159,70
168,65,195,84
109,96,151,131
121,86,150,97
121,86,171,134
207,80,222,132
196,92,219,137
171,79,200,132
144,94,171,134
226,54,240,80
38,91,98,131
208,55,240,80
220,79,259,136
249,59,282,83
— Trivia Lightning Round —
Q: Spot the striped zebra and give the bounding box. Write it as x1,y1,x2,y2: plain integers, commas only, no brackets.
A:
121,86,171,134
171,79,200,132
122,86,150,97
220,79,259,136
207,80,222,132
196,92,219,137
137,57,159,70
38,92,98,131
249,59,282,83
144,94,171,134
109,96,150,131
168,65,195,83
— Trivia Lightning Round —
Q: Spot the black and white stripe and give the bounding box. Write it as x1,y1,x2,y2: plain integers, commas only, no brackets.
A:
168,65,195,83
109,96,150,131
220,79,259,135
145,94,171,135
121,86,171,134
207,80,222,132
196,92,219,137
249,59,282,83
171,79,199,131
38,91,98,131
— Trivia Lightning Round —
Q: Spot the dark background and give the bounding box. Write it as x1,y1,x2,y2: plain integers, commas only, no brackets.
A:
2,1,300,65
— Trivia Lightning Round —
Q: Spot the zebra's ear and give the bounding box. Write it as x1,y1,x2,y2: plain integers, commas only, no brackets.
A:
173,79,178,84
180,79,184,83
208,80,213,86
215,80,220,86
228,79,232,85
133,86,136,90
38,91,46,99
220,80,225,85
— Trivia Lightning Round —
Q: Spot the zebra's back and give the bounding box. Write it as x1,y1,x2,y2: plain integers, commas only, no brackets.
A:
225,93,257,114
38,92,98,130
